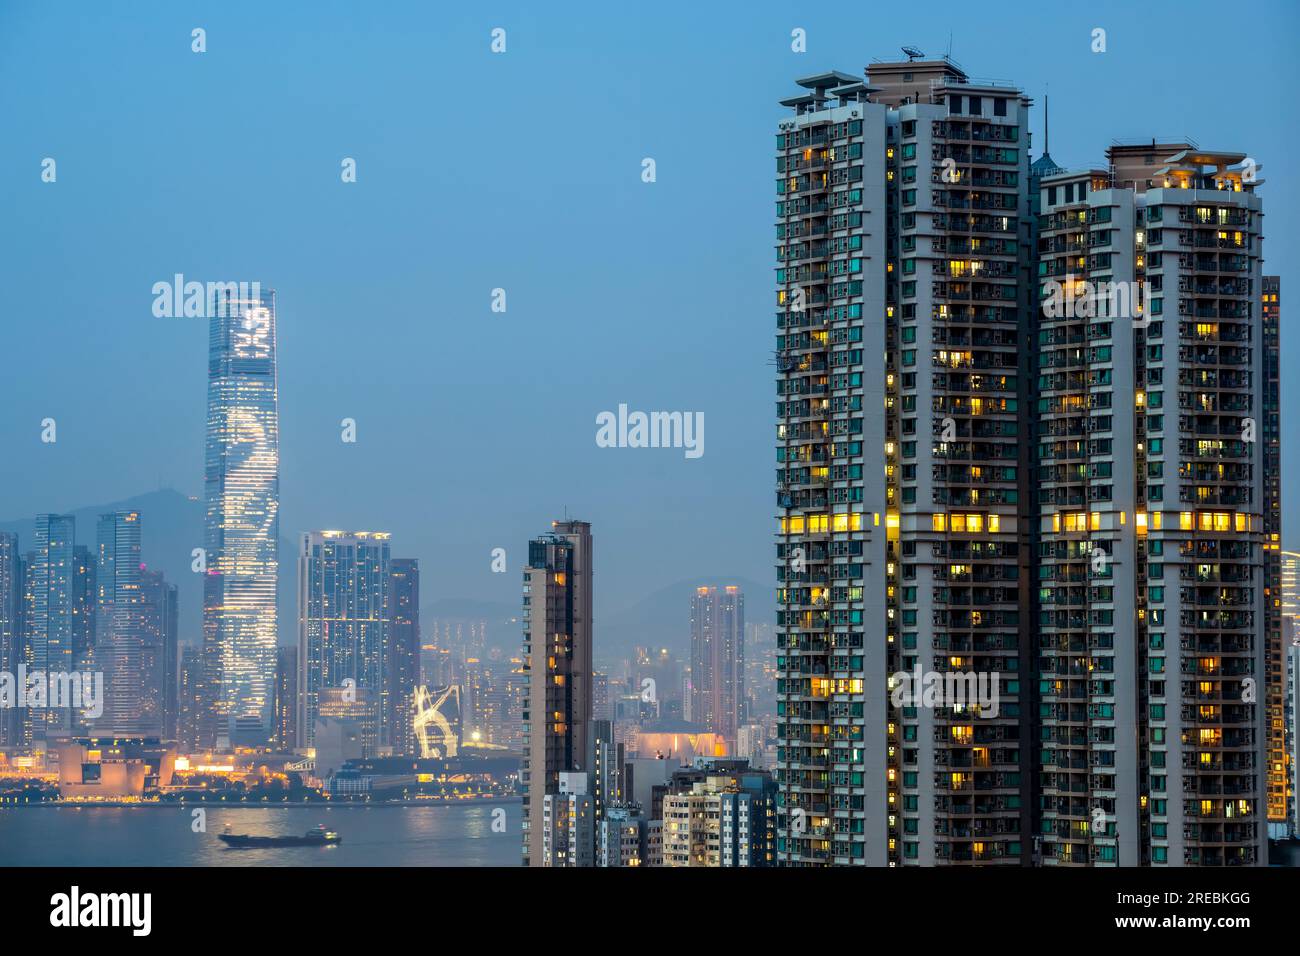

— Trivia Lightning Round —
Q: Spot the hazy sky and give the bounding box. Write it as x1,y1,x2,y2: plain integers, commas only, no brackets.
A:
2,0,1297,616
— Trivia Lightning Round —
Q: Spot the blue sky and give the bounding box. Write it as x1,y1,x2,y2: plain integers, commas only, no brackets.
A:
2,0,1297,616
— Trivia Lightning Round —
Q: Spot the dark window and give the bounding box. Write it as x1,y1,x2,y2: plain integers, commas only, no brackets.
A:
993,97,1007,117
948,95,962,114
969,96,982,116
1047,186,1057,205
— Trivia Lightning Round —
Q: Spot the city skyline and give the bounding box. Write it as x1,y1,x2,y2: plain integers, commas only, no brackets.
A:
4,3,1298,625
3,0,1300,898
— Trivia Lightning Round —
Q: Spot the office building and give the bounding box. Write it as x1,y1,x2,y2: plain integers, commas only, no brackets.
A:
0,533,20,747
139,567,178,739
96,511,148,735
298,530,390,753
201,285,280,748
26,514,79,741
387,558,419,756
178,646,202,752
273,644,298,751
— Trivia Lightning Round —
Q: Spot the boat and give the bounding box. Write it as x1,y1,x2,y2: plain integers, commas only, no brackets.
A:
218,824,341,848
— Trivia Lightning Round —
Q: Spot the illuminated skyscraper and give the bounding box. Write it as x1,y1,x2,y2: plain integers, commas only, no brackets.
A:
272,644,298,751
139,567,178,739
0,532,20,747
386,558,420,756
97,511,147,734
297,530,390,753
69,546,96,677
27,514,78,741
201,286,279,748
178,646,202,752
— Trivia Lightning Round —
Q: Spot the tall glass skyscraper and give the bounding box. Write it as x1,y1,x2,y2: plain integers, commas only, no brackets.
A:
0,532,21,747
201,286,280,748
97,510,145,734
297,531,391,754
27,514,77,741
387,557,420,756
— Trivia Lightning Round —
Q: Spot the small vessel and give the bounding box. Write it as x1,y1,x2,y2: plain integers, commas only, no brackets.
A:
218,824,341,848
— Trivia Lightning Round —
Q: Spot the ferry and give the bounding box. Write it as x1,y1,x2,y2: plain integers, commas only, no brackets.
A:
218,824,341,848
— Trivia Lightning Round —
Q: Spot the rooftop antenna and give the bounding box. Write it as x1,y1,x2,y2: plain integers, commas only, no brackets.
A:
901,45,924,62
1044,89,1049,155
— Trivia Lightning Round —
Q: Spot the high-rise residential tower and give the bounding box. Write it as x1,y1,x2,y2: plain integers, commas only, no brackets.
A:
775,58,1033,866
201,285,279,748
690,585,745,747
522,519,593,866
386,558,420,756
297,531,390,754
1037,146,1266,865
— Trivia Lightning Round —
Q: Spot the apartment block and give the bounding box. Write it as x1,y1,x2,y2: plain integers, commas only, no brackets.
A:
1037,146,1267,865
776,56,1033,866
541,772,595,867
521,519,593,866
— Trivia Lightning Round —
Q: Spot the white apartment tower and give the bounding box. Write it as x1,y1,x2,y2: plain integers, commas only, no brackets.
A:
776,57,1034,866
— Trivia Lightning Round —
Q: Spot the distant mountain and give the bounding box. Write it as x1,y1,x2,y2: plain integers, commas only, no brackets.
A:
596,576,773,665
0,488,296,647
420,597,520,653
418,580,773,665
1,493,774,666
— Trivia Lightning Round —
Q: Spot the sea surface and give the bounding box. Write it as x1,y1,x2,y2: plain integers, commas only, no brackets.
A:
0,800,523,867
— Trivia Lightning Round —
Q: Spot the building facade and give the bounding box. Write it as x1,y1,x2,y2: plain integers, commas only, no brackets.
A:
26,514,79,741
775,58,1270,867
96,511,147,735
1262,275,1285,832
201,285,280,748
386,558,419,756
297,530,391,754
273,644,298,752
139,566,178,739
0,532,21,747
1039,146,1267,865
522,519,593,866
690,585,745,747
775,58,1033,866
